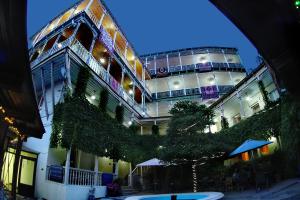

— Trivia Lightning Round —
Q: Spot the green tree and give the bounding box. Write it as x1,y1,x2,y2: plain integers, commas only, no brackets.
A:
160,101,222,192
99,89,109,112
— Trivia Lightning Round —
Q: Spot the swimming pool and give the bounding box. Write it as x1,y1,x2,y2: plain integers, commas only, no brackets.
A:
125,192,224,200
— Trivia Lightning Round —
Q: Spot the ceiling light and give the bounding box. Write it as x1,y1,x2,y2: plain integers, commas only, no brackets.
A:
128,121,132,126
129,81,133,86
246,96,251,101
173,81,180,89
128,89,133,95
100,58,105,64
200,56,207,63
57,43,62,48
142,111,146,116
91,95,96,100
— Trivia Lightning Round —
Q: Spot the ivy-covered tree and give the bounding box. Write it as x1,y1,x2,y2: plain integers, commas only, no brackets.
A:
115,104,124,124
99,89,109,112
159,101,222,191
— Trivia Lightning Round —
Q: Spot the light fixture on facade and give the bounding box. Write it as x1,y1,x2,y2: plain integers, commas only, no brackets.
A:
128,121,133,126
142,111,146,116
246,96,251,101
128,89,133,95
173,81,180,89
57,43,62,48
129,81,133,86
91,95,96,100
100,58,106,64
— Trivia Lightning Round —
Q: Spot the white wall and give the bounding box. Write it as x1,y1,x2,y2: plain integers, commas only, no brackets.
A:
42,181,106,200
22,83,64,198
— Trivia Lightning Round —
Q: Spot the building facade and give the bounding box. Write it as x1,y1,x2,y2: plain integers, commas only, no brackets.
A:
7,0,279,199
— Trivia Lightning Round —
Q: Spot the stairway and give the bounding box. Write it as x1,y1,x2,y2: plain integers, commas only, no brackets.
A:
122,186,139,196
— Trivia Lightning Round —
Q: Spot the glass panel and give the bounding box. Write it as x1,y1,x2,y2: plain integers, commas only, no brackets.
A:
20,159,35,186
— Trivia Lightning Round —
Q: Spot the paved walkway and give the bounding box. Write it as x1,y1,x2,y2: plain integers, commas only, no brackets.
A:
223,178,300,200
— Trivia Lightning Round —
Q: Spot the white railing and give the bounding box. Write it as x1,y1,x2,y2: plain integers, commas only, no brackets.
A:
46,166,106,186
68,167,102,186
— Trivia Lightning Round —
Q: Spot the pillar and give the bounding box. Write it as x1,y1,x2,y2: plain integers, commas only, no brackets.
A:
64,148,71,184
65,53,72,92
41,68,49,119
178,52,183,71
128,163,132,186
142,92,146,111
121,68,125,88
140,126,143,135
94,156,99,185
113,31,117,48
237,93,245,118
50,63,55,111
97,12,106,29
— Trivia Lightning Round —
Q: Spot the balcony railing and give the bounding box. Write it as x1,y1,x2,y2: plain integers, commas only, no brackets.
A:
153,85,234,100
46,165,115,186
71,40,145,115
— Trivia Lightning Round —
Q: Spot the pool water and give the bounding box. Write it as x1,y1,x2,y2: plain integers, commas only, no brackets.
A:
142,194,208,200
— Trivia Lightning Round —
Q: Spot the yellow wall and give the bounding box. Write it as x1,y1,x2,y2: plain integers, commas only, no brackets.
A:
117,160,130,179
98,157,113,173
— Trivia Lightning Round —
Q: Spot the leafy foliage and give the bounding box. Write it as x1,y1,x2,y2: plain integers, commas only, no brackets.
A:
99,89,109,112
74,67,90,97
221,116,229,129
115,105,124,124
160,101,221,163
280,95,300,163
152,124,159,135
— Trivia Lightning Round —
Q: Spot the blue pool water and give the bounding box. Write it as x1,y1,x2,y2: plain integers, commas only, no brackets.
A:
142,194,208,200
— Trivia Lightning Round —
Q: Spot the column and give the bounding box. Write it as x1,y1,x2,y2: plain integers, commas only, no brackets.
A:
97,12,106,29
195,73,201,95
64,148,71,184
107,57,112,73
124,42,128,59
113,31,117,48
178,52,183,71
121,68,125,88
222,49,230,68
228,71,235,85
65,53,72,92
182,74,186,95
89,36,97,53
40,68,49,119
134,60,137,76
50,63,55,111
114,161,119,178
237,92,245,118
142,66,146,88
166,54,170,73
140,126,143,135
128,163,132,186
94,156,99,185
142,92,146,111
85,0,94,12
154,56,157,75
132,83,136,102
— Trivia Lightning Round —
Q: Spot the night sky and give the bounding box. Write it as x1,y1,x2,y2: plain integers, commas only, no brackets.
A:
27,0,259,71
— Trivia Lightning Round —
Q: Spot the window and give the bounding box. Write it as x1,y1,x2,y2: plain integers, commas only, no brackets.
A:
251,102,260,114
232,113,241,125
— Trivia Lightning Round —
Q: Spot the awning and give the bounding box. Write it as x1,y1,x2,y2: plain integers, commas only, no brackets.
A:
0,0,44,138
229,139,272,157
136,158,165,167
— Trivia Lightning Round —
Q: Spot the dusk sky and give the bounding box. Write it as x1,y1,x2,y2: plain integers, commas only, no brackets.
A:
27,0,259,71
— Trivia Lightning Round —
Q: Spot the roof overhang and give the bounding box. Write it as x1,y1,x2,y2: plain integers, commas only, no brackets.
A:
0,0,44,138
210,0,300,97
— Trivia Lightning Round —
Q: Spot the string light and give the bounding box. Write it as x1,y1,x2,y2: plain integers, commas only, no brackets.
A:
192,164,197,192
0,105,24,137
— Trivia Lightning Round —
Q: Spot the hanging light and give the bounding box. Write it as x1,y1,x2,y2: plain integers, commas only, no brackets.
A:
100,58,106,64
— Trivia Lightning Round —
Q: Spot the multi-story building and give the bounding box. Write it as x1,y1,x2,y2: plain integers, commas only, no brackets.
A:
0,0,279,199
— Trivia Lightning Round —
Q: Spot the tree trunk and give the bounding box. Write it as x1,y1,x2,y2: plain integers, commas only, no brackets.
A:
11,136,22,200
